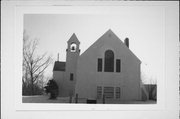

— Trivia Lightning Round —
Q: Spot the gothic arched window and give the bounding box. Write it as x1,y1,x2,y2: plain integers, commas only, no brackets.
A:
104,50,114,72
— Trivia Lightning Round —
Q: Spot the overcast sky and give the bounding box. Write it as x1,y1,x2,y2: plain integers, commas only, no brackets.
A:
24,7,164,83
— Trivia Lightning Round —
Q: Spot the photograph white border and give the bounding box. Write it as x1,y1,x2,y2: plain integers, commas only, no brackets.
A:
13,2,169,111
1,1,175,114
1,1,179,119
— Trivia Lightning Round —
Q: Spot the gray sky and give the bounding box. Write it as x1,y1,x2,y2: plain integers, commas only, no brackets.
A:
24,7,164,83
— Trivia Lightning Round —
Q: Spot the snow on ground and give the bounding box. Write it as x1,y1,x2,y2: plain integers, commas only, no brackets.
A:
23,95,156,104
23,95,70,103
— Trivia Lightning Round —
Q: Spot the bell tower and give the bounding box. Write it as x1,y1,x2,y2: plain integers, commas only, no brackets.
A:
63,33,80,97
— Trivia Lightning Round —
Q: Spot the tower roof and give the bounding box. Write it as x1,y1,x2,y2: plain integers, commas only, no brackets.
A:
67,33,80,44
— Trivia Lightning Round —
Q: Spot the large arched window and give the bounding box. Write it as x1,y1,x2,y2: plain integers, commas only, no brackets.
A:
104,50,114,72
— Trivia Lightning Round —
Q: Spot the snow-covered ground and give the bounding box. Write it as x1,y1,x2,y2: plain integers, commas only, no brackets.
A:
23,95,70,103
23,95,156,104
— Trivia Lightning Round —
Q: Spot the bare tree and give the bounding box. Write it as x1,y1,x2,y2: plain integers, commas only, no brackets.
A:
23,31,52,95
141,63,157,85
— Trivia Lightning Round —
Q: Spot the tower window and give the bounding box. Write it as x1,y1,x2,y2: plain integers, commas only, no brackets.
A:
116,59,121,72
104,50,114,72
97,58,102,72
70,43,77,52
70,73,73,81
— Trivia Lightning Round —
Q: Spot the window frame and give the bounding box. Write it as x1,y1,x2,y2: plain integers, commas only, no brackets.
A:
97,58,103,72
70,73,74,81
104,50,114,72
97,86,102,99
103,87,114,99
115,87,121,99
116,59,121,72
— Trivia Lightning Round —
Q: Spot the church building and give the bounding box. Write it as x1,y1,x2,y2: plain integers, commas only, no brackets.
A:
53,29,142,101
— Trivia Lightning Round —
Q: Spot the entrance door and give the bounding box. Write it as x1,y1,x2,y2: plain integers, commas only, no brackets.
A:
103,87,114,98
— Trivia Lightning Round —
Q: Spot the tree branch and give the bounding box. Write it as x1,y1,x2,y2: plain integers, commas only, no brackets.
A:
23,31,52,95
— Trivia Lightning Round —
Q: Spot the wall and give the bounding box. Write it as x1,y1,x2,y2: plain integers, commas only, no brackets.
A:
53,71,64,97
75,30,141,101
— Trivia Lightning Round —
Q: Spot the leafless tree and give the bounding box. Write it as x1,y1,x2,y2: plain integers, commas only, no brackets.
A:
141,68,157,101
23,31,52,95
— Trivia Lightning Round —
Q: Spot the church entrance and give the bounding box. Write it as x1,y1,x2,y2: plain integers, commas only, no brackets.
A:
97,86,121,99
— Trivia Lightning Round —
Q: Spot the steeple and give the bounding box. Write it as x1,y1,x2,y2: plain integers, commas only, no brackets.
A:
64,33,80,97
66,33,80,53
67,33,80,44
57,53,59,61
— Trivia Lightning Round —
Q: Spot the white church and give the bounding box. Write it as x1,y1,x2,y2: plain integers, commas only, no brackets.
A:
53,29,143,102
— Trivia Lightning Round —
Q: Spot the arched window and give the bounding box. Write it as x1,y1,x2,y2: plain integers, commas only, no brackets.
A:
104,50,114,72
70,43,77,52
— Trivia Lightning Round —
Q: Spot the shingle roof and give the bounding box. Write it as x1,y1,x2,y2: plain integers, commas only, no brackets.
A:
53,61,66,71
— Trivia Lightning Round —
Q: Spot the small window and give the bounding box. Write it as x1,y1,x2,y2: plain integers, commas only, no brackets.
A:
116,59,121,72
115,87,121,99
97,58,102,72
70,73,73,81
97,86,102,99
